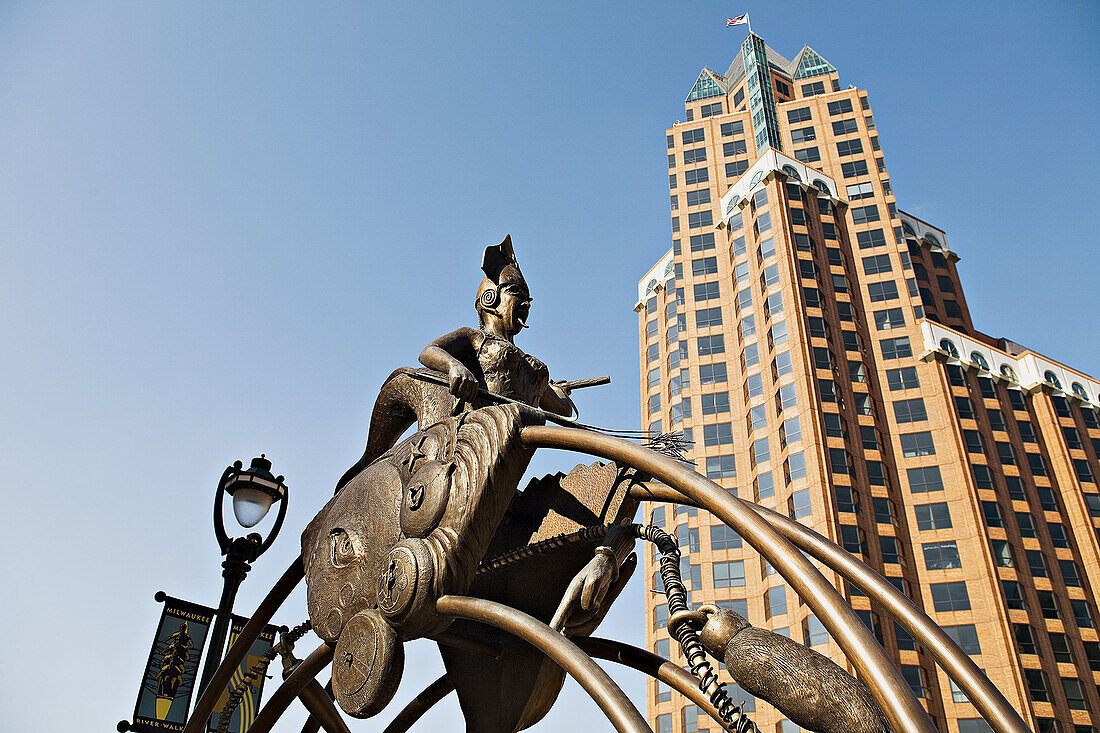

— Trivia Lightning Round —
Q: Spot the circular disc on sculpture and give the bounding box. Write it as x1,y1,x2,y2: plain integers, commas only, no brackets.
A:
331,609,403,718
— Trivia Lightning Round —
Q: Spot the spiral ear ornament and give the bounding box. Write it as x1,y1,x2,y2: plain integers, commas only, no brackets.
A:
479,287,499,308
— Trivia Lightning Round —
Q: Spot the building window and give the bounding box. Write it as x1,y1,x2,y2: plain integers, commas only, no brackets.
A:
691,256,718,277
867,280,899,302
693,281,720,302
842,159,869,178
846,182,875,200
828,99,854,115
907,465,943,493
991,539,1014,567
710,524,741,550
713,560,745,587
703,423,733,446
686,189,711,207
930,581,971,612
794,146,821,163
863,254,892,275
684,167,708,186
923,541,962,570
719,120,743,137
1024,669,1049,703
699,362,726,386
915,502,951,530
836,139,864,156
787,107,812,123
791,488,812,518
690,232,716,252
886,366,920,390
874,307,906,330
832,118,859,135
695,306,722,329
701,391,730,415
767,586,788,618
851,204,880,224
687,211,713,229
725,160,749,178
892,398,927,423
785,452,807,482
700,101,723,118
802,80,826,96
880,337,912,360
683,147,706,165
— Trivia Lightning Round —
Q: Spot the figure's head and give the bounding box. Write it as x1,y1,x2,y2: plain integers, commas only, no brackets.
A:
475,235,531,336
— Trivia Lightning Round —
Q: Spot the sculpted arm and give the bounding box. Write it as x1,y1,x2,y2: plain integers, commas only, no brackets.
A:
419,328,480,402
539,382,576,418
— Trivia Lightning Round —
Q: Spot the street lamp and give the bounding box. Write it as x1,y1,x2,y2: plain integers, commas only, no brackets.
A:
195,455,289,701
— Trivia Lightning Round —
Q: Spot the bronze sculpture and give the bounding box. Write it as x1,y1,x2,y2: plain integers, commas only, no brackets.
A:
182,237,1028,733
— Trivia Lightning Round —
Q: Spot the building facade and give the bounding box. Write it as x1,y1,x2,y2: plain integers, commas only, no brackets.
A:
637,33,1100,733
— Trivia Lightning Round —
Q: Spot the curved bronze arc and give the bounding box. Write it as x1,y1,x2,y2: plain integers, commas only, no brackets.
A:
185,556,305,733
521,425,935,733
632,483,1028,733
381,674,455,733
246,643,334,733
574,637,730,732
435,595,651,733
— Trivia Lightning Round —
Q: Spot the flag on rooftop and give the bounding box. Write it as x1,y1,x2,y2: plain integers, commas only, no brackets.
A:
726,13,748,27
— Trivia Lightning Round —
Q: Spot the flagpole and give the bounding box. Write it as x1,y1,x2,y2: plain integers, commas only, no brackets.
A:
747,14,752,36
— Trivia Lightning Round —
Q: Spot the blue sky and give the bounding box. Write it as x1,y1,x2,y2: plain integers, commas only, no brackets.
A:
0,2,1097,730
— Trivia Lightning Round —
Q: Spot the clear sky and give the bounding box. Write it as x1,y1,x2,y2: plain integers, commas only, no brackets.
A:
1,2,1097,731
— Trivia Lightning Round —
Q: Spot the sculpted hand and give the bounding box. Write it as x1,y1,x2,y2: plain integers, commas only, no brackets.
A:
448,364,479,402
550,551,617,632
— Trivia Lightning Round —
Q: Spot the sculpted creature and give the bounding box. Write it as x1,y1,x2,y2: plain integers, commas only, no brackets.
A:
304,237,638,728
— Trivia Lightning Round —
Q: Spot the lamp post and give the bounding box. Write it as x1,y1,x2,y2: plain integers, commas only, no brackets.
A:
195,455,289,703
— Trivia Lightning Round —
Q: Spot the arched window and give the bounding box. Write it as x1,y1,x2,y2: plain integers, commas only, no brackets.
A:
726,195,740,214
924,233,941,248
663,261,675,278
750,171,765,187
999,363,1017,380
970,352,989,371
812,179,830,196
1072,382,1088,400
647,278,659,293
1044,370,1062,389
939,338,959,358
781,165,801,181
902,221,917,237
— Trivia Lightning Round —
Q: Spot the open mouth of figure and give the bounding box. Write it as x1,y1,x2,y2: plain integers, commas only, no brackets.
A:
515,306,530,328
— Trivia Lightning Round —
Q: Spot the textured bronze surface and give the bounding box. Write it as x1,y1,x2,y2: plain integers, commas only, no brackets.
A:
437,462,642,733
302,404,534,717
700,608,889,733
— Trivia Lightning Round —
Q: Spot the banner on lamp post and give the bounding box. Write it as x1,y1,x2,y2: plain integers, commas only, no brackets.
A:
125,595,215,733
205,616,280,733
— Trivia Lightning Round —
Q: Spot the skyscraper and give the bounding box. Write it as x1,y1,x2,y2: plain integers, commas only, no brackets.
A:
637,33,1100,733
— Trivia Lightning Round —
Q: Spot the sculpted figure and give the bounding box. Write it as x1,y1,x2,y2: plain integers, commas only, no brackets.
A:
308,237,637,728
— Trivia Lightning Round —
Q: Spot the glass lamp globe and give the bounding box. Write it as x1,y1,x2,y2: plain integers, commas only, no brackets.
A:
232,486,275,528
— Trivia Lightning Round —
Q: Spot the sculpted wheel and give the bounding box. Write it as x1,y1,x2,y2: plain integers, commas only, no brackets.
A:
331,609,402,718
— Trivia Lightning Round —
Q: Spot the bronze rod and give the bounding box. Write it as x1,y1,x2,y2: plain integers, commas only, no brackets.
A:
435,595,651,733
246,643,334,733
631,482,1029,733
300,680,335,733
381,674,455,733
574,637,729,732
296,677,351,733
522,425,934,733
185,556,305,733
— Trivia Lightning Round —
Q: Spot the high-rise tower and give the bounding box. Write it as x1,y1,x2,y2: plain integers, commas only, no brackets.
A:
638,33,1100,733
